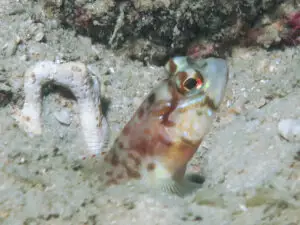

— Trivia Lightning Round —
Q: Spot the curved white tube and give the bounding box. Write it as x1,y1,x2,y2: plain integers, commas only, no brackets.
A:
12,61,109,157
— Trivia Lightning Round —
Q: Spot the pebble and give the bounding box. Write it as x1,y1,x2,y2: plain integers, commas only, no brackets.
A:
34,32,45,42
278,119,300,142
0,83,12,106
54,109,72,125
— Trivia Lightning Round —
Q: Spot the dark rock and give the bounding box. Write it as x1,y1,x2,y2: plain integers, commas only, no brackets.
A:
0,83,12,107
42,0,284,64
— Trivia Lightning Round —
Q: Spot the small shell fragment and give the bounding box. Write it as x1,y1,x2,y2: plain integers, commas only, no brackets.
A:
34,32,45,42
278,119,300,142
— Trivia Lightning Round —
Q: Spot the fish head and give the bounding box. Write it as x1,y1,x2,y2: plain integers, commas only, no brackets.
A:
166,56,228,109
160,56,228,177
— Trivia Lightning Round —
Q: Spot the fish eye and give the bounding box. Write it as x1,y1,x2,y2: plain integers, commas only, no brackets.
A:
183,73,203,91
183,78,197,90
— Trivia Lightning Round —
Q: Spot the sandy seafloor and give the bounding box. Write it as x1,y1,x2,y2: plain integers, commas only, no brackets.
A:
0,0,300,225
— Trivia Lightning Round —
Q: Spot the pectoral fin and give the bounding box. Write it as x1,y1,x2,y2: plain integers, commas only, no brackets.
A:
160,173,204,197
160,179,184,196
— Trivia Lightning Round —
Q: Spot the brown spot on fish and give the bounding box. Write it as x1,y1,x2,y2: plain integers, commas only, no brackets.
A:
118,141,124,149
116,173,124,179
151,101,172,116
162,119,176,127
106,179,119,186
147,93,156,105
123,125,131,136
128,152,141,166
138,107,144,119
122,161,141,179
168,59,178,74
134,138,148,156
147,162,156,171
143,128,151,135
110,152,120,166
176,71,188,92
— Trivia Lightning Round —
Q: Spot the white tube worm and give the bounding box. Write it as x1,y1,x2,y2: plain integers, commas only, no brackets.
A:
12,61,109,157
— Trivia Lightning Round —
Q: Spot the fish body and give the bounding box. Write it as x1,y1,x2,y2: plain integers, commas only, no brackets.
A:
101,56,228,196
